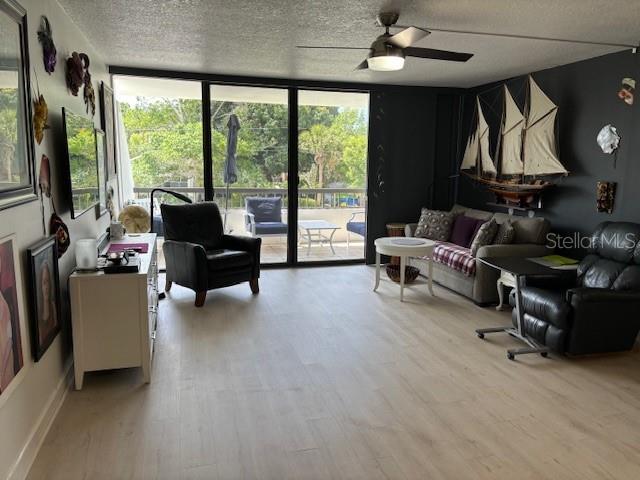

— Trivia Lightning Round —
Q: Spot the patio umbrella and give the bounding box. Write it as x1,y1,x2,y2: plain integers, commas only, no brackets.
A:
223,114,240,230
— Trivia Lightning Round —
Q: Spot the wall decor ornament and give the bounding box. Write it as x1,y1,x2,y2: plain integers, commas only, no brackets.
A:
83,56,95,116
38,154,50,197
596,124,620,154
0,0,38,210
617,77,635,105
49,213,70,258
26,237,61,361
33,93,49,144
0,235,24,395
37,16,57,74
596,181,616,214
65,51,86,96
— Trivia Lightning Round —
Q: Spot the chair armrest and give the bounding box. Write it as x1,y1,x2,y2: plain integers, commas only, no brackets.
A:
405,223,418,237
476,243,551,259
222,235,262,277
347,211,366,222
163,240,208,292
566,287,640,305
222,234,261,254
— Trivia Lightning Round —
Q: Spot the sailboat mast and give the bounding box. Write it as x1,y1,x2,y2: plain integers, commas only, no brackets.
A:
520,77,530,184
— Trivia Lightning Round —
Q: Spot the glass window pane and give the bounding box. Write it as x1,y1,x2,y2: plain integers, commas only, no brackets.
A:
211,85,289,265
298,90,369,262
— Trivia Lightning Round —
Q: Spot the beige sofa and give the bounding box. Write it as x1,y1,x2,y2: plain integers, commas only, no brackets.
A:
406,204,552,305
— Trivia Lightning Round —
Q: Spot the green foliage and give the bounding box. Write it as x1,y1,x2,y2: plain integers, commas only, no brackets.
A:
120,96,368,191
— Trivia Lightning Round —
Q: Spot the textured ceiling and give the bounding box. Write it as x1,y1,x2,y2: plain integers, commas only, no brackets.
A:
57,0,639,88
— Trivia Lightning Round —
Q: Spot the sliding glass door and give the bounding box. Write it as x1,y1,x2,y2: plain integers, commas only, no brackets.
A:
113,76,204,269
209,85,289,265
297,90,369,263
114,75,369,267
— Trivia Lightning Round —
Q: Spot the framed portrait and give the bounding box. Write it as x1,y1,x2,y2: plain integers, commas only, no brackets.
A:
95,128,107,217
0,0,37,211
26,236,60,361
99,81,116,180
0,234,24,394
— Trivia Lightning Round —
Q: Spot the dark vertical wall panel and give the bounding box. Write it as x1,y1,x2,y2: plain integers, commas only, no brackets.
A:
366,88,461,263
457,50,639,241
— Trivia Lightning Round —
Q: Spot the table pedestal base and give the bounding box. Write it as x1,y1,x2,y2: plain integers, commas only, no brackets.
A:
476,326,549,360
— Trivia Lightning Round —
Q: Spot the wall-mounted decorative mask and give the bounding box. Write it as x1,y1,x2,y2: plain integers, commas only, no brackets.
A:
596,181,616,214
597,124,620,154
83,56,96,116
49,213,70,258
37,16,57,74
38,154,51,197
65,52,85,96
33,93,49,144
617,78,635,106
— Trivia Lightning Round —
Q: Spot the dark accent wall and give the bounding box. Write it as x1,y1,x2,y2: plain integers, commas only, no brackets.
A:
457,50,640,245
365,89,462,263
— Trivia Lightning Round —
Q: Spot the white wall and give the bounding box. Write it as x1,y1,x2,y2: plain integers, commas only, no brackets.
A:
0,1,114,478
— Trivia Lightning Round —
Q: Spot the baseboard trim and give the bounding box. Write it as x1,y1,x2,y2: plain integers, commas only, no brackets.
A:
7,362,73,480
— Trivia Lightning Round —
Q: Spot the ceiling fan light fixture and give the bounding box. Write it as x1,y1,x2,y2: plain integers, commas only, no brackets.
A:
367,55,405,71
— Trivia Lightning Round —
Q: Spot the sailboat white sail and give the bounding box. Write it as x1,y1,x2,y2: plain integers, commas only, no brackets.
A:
499,85,524,175
460,97,496,176
523,76,567,176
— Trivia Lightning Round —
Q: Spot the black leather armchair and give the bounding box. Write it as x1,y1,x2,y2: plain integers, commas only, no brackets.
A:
510,222,640,355
161,202,261,307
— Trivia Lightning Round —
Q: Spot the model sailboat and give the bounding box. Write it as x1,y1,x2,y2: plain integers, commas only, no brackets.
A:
461,76,568,207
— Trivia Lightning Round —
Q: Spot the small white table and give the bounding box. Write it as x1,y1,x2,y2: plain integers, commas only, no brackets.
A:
374,237,436,301
298,220,340,255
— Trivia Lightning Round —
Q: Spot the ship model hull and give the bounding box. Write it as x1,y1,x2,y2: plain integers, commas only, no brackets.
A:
461,170,553,207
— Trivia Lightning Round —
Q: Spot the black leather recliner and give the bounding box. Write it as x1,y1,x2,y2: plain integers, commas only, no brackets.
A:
510,222,640,355
161,202,261,307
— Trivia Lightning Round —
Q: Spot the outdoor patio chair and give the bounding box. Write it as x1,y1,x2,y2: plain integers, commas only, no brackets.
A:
346,211,366,248
244,197,288,237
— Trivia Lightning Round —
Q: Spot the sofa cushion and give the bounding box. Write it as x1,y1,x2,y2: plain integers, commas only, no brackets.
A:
450,215,482,248
451,204,493,221
431,242,476,277
493,220,515,245
347,221,366,237
254,222,288,235
491,214,550,244
470,219,498,256
246,197,282,223
414,209,456,241
206,249,252,272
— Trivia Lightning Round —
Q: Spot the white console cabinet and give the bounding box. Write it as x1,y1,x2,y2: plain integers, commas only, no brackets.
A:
70,234,158,390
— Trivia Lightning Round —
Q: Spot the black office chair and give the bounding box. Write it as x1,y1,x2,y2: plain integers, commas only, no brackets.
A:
161,202,261,307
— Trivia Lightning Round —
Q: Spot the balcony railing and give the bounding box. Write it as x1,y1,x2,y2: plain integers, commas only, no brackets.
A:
131,187,366,209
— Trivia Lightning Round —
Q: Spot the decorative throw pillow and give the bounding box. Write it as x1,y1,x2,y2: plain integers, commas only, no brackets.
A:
414,208,456,241
450,215,483,248
493,220,515,245
470,219,498,256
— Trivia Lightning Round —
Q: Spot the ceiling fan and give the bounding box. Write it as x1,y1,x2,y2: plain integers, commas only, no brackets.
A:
297,12,474,72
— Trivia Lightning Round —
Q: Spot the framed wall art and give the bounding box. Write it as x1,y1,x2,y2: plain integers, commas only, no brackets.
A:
0,0,37,211
99,81,116,179
0,234,24,394
95,128,107,217
26,236,61,361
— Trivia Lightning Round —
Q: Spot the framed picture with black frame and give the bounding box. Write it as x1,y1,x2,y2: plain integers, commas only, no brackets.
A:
26,236,61,361
95,128,107,217
0,0,37,211
99,81,116,180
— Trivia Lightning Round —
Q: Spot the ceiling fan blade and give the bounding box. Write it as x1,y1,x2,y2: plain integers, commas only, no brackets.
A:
386,27,430,48
355,59,369,70
296,46,370,50
404,47,473,62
